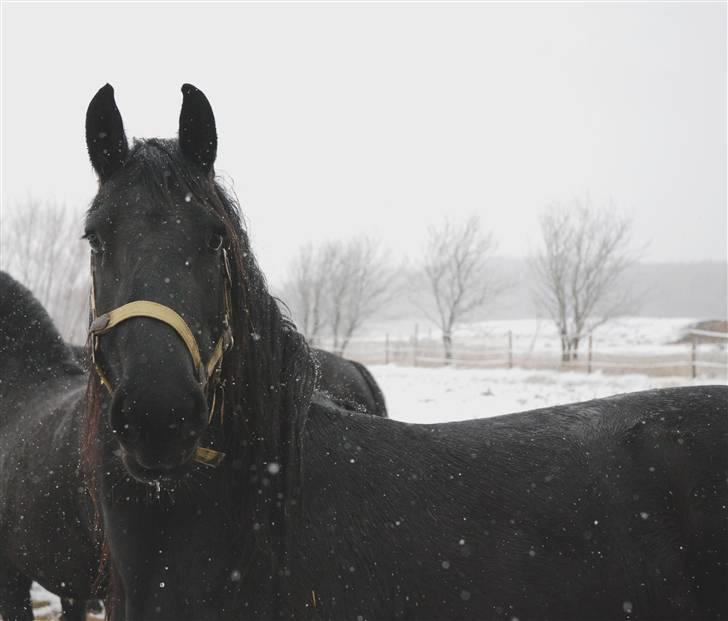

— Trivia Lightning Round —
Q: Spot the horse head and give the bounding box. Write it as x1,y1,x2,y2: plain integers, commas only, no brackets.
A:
85,84,232,483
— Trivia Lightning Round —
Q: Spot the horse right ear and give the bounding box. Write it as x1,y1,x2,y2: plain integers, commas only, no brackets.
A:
179,83,217,175
85,84,129,181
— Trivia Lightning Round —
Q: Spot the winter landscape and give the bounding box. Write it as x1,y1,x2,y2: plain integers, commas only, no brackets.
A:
3,2,726,619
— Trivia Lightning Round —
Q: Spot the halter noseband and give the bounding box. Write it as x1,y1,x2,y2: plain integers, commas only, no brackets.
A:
88,249,234,467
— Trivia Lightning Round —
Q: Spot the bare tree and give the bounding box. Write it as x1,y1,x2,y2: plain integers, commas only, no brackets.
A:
533,199,636,361
421,215,502,361
0,199,89,344
281,237,393,354
326,238,393,355
280,243,329,345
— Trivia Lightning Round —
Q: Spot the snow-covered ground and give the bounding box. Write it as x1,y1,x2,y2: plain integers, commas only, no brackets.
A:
371,364,727,425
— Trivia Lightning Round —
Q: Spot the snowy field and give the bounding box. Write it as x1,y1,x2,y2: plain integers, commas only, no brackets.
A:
371,364,726,424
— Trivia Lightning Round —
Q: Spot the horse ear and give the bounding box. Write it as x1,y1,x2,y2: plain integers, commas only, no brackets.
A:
179,83,217,174
85,84,129,181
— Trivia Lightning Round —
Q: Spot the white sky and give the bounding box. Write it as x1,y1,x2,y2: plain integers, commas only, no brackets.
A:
2,2,726,284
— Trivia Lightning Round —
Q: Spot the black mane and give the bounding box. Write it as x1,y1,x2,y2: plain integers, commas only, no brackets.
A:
0,271,82,394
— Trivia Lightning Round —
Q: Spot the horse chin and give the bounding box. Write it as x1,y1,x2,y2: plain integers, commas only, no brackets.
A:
120,445,197,484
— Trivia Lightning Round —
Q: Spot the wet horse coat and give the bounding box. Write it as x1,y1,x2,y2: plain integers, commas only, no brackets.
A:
0,272,98,620
80,83,728,620
0,280,386,619
312,348,387,417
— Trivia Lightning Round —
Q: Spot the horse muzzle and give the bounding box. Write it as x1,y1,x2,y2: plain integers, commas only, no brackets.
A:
110,381,207,480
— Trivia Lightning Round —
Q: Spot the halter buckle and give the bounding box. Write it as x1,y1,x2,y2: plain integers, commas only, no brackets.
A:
89,314,110,334
223,325,234,351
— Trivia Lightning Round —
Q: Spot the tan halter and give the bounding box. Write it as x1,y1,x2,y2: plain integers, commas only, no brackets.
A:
88,249,234,467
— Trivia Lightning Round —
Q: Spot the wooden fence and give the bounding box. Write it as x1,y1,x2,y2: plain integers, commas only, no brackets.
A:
317,329,728,379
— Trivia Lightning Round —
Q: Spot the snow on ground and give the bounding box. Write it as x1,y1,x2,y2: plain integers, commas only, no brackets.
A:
30,582,61,619
370,364,727,425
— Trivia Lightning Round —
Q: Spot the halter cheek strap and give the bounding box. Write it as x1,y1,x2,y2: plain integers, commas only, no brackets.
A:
88,249,233,468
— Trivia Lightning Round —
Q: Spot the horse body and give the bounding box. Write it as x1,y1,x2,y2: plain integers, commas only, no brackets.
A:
0,273,98,620
312,349,387,417
76,83,727,620
93,384,728,620
0,274,386,620
296,388,727,619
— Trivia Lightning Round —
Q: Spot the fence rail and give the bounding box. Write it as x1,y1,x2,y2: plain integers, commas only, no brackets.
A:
315,328,728,379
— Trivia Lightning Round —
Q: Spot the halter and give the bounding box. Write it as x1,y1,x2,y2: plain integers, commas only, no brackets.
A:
88,249,234,467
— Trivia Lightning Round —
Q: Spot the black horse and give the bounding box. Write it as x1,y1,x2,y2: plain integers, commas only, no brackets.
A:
0,282,383,620
312,349,387,417
79,83,728,619
0,272,99,620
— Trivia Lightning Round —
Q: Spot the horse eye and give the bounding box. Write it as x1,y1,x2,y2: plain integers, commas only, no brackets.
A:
85,232,103,254
207,232,224,252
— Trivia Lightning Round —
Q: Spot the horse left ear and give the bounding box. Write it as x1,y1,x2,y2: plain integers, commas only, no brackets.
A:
179,83,217,175
86,84,129,181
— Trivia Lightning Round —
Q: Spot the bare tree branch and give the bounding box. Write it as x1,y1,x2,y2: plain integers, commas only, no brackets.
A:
325,238,394,355
532,198,638,361
279,242,330,345
280,237,394,354
0,199,89,343
420,215,503,360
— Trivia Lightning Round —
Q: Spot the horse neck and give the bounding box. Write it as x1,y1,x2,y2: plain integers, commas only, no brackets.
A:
221,262,315,606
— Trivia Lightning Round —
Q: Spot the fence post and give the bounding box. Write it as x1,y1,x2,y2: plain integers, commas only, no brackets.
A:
587,335,593,374
413,323,419,367
385,333,390,365
508,330,513,369
691,337,697,379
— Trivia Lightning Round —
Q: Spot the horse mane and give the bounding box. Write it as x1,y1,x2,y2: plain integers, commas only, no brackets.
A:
0,270,83,391
84,139,317,610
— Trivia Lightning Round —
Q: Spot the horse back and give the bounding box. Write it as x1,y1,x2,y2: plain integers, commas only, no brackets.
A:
297,386,728,620
313,349,388,416
0,271,84,409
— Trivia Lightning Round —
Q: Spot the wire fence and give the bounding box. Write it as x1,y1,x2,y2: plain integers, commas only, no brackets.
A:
316,329,728,379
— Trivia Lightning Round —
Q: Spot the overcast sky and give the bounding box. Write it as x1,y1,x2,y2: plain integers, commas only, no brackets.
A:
2,2,725,284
